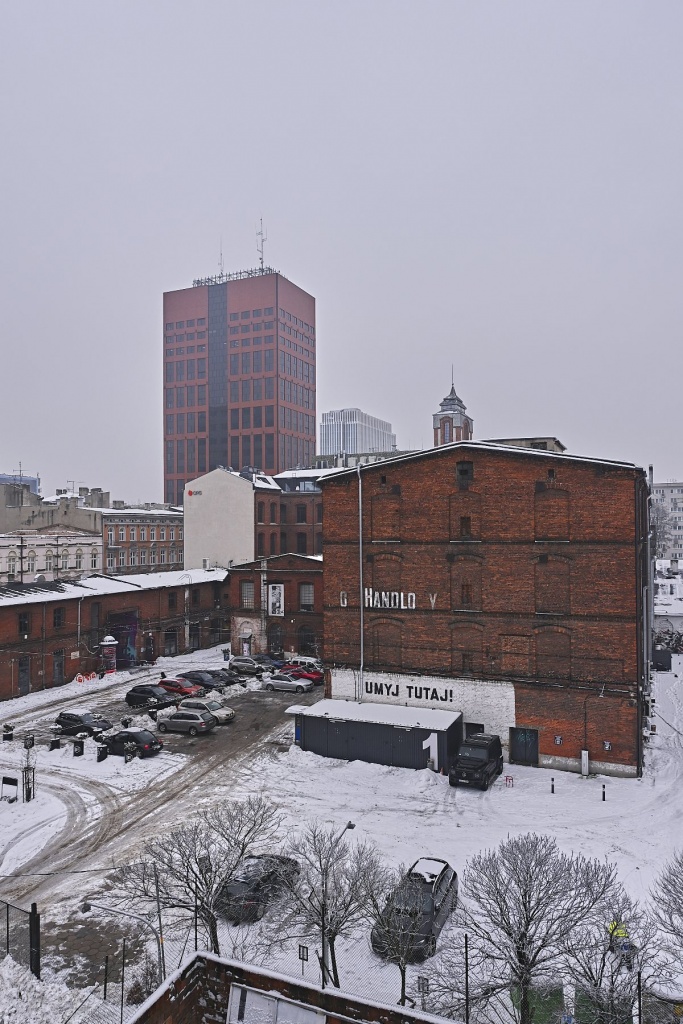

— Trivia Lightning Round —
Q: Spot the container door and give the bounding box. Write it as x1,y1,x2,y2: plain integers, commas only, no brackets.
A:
509,727,539,766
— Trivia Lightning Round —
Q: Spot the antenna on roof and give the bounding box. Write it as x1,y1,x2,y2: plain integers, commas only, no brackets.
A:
218,236,224,276
451,363,454,387
256,218,267,272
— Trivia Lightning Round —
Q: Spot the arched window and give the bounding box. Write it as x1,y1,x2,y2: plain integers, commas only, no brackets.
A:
45,550,54,571
27,551,36,573
91,549,98,569
61,549,68,570
75,549,83,570
443,419,451,443
7,552,17,577
257,502,265,523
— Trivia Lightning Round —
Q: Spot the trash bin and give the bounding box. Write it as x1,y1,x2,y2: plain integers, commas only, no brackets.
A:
49,738,61,751
96,744,108,762
2,728,13,742
222,649,231,661
73,739,85,757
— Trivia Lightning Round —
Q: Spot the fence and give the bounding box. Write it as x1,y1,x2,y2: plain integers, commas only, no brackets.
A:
1,898,40,978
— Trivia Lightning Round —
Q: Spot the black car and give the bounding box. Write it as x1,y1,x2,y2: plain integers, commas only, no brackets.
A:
371,858,457,962
218,855,300,923
252,654,285,670
125,685,177,709
176,671,226,692
448,734,504,791
54,710,113,736
219,669,249,687
103,728,163,757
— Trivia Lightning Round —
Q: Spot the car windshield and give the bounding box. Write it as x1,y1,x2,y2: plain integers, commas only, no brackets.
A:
204,701,221,711
391,885,433,914
458,745,488,760
79,714,96,724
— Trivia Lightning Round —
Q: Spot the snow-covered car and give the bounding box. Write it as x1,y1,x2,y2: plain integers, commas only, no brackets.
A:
177,697,235,724
54,710,113,736
261,674,314,694
370,858,457,962
218,855,300,923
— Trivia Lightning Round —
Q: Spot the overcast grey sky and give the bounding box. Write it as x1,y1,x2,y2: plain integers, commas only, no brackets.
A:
1,2,681,500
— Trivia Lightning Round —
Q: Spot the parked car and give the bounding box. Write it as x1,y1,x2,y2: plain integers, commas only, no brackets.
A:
103,728,163,757
218,855,300,923
448,734,504,791
261,674,314,694
280,664,324,685
54,710,113,736
178,697,235,724
229,656,265,676
219,669,249,687
176,670,226,692
125,685,178,709
156,711,217,736
156,676,206,698
252,654,285,670
286,655,323,672
371,858,458,962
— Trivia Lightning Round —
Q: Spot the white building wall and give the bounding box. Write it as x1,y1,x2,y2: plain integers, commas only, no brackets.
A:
320,409,396,456
0,532,103,583
183,469,254,570
330,667,516,746
653,482,683,560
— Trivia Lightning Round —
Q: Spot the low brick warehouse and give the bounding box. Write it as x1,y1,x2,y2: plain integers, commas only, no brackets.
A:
320,442,651,776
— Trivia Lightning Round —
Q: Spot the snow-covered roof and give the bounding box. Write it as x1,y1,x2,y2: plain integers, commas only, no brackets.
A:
0,567,228,608
286,698,461,730
655,597,683,621
319,440,642,482
275,468,339,480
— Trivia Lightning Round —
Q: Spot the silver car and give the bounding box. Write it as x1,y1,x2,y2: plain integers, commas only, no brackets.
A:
262,673,314,694
157,710,216,736
178,697,235,724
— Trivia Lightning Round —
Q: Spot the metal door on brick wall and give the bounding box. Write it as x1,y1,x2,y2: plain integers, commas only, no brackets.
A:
509,727,539,766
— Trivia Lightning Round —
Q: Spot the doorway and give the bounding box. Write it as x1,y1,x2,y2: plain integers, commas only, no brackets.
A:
509,727,539,766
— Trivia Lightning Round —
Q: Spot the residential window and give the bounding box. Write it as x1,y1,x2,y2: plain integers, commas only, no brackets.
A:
75,549,83,570
7,554,16,577
270,533,277,555
461,583,473,607
27,551,36,573
270,502,277,524
168,592,177,610
160,549,167,564
61,550,68,570
241,310,250,319
316,503,323,524
119,550,126,566
296,504,307,524
299,583,315,612
192,588,200,607
130,527,137,541
296,533,307,554
257,532,265,556
160,528,166,541
257,502,265,523
53,607,65,628
140,527,147,541
18,612,30,635
280,503,287,523
91,549,98,569
107,551,115,570
119,527,126,542
129,549,138,566
230,312,239,321
140,549,147,564
170,527,176,541
281,531,288,553
240,580,255,609
197,318,206,326
170,548,177,563
150,549,157,565
150,527,157,541
457,461,474,489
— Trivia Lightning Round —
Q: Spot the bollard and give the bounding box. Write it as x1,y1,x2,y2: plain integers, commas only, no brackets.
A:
49,738,60,752
96,744,108,763
73,738,85,757
602,784,606,802
551,777,554,794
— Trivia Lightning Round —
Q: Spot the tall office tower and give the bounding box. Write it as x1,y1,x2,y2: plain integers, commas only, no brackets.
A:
319,408,396,456
163,268,316,505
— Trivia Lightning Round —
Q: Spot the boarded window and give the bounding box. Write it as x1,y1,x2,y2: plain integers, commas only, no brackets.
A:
451,624,483,676
535,487,570,540
450,557,482,610
371,493,400,541
535,628,571,679
500,635,531,676
535,557,570,614
449,492,481,540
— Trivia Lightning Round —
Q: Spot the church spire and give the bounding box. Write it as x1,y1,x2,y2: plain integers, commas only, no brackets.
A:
433,379,473,446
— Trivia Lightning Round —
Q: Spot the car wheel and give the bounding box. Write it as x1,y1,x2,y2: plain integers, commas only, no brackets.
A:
158,723,167,733
481,779,489,791
188,726,198,737
295,685,304,694
265,683,274,691
449,777,457,788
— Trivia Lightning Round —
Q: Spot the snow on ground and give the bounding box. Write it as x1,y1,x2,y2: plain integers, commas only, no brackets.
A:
0,956,107,1024
0,792,67,878
0,670,134,722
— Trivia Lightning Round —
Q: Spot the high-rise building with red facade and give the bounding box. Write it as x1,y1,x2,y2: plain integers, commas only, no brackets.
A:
163,268,316,505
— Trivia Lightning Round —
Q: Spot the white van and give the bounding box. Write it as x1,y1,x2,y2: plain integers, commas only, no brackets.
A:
288,655,323,671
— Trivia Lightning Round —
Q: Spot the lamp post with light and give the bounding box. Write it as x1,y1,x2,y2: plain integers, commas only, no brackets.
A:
321,821,355,989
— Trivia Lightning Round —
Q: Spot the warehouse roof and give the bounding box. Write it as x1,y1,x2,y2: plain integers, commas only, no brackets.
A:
0,567,228,608
319,440,642,483
286,698,461,730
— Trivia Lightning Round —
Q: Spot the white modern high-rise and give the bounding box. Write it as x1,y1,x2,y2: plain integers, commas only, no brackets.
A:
319,408,396,456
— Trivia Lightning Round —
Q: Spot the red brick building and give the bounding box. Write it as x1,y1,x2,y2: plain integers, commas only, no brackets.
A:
163,269,316,505
321,442,650,776
0,569,230,701
255,471,324,558
228,554,323,658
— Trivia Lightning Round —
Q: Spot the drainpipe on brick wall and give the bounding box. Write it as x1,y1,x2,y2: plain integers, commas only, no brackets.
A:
357,464,364,702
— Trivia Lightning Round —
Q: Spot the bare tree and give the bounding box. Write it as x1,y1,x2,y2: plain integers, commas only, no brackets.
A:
280,821,384,989
364,866,434,1007
562,888,666,1024
651,502,673,558
652,848,683,959
456,834,617,1024
110,796,281,956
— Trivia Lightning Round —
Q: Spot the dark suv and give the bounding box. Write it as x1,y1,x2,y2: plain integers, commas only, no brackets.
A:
371,858,457,961
103,728,163,757
448,733,504,791
125,684,177,710
218,855,300,923
54,710,113,736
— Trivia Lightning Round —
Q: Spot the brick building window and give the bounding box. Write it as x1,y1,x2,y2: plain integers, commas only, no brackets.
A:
270,503,277,524
270,533,278,555
119,527,126,542
299,583,315,612
119,550,126,567
27,551,36,573
107,551,115,570
168,592,177,610
257,533,265,556
130,527,137,541
461,582,472,607
240,581,255,609
280,504,287,523
75,550,83,570
460,516,472,539
53,607,65,628
296,533,307,554
46,551,54,571
316,503,323,524
280,532,288,553
107,527,114,544
456,461,474,490
18,612,30,635
257,503,265,523
192,588,200,607
296,504,307,524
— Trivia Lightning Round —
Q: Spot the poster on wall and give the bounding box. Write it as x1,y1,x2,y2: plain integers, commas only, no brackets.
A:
268,584,284,617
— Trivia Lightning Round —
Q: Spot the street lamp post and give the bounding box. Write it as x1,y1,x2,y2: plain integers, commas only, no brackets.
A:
82,901,164,984
321,821,355,989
